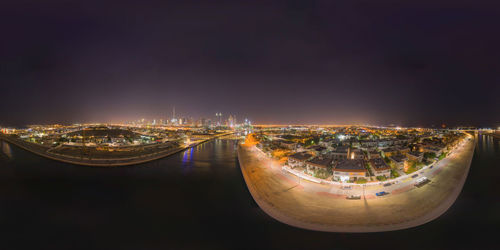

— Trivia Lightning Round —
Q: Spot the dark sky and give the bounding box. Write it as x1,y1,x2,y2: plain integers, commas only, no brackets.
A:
1,0,499,127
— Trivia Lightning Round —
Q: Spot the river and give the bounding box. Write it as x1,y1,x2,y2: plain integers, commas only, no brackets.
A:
0,135,498,250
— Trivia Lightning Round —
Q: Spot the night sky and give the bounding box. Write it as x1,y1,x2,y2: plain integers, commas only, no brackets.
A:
1,0,499,127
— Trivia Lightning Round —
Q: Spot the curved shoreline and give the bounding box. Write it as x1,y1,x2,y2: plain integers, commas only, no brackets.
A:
238,136,476,232
0,133,231,167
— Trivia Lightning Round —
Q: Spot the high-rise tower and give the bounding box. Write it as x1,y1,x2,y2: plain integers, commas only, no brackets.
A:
171,106,178,125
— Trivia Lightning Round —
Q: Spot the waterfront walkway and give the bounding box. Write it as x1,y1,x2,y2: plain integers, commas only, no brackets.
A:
238,135,475,232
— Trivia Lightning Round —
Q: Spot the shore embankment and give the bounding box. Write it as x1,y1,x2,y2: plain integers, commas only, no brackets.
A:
484,132,500,139
0,132,232,167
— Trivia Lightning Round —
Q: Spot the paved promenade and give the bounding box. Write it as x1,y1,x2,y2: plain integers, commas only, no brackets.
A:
238,135,475,232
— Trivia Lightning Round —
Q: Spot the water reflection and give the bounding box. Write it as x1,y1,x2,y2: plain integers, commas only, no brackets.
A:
1,140,13,159
181,147,194,174
477,134,499,157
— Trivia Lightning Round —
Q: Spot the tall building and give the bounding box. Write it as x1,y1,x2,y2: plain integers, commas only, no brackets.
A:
180,117,187,125
186,117,194,126
228,115,235,128
196,118,205,127
215,113,222,126
171,107,178,125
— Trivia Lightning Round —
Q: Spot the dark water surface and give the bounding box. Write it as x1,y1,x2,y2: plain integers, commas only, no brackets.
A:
0,136,498,250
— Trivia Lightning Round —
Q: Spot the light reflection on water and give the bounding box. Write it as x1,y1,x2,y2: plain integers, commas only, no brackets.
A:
1,140,13,159
477,134,498,156
180,139,239,174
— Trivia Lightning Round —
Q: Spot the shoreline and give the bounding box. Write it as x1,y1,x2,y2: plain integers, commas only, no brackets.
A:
484,132,500,139
0,133,232,167
238,135,476,232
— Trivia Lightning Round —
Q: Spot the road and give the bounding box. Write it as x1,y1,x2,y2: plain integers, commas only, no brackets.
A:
238,134,475,232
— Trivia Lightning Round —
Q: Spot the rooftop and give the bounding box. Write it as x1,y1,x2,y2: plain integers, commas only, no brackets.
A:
334,159,366,172
289,152,313,161
307,157,333,168
424,146,443,151
333,146,349,153
408,151,423,157
370,158,391,171
382,147,398,153
390,154,408,163
309,145,327,152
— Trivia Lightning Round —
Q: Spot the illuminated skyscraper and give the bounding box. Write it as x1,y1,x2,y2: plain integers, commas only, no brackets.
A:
215,112,222,126
171,107,178,125
228,115,235,128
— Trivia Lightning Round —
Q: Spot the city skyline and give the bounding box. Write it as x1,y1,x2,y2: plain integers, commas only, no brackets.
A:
0,107,496,128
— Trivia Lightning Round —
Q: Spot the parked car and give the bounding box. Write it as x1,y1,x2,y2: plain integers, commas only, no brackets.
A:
376,191,389,197
383,183,392,187
429,165,434,169
415,177,430,187
341,186,352,190
346,195,361,200
411,174,418,178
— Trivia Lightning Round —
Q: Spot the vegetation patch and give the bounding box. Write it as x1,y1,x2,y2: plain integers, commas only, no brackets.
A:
355,178,367,184
438,152,447,160
313,169,331,179
424,152,437,160
390,169,400,178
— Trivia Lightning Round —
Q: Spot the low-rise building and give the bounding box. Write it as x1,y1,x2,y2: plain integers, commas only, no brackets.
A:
279,140,297,150
381,146,410,157
305,156,333,175
330,146,349,160
319,138,336,149
382,147,399,157
407,151,423,162
423,146,444,156
360,140,378,149
309,145,328,155
367,150,381,159
390,154,408,170
349,148,364,160
369,158,391,178
332,159,367,182
377,139,394,148
394,138,410,145
288,152,314,168
398,146,410,155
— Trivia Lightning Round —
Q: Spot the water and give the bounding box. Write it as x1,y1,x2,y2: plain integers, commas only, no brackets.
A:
0,136,498,250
